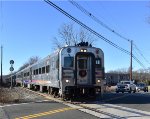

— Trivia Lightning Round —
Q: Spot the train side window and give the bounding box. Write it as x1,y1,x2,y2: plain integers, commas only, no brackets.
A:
64,57,74,68
33,70,35,75
39,68,41,74
95,58,101,68
42,67,45,74
27,72,29,76
36,69,38,75
24,73,26,77
46,65,50,73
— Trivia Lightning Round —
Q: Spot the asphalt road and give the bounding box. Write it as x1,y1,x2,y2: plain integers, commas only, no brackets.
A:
101,91,150,112
2,100,99,119
1,91,150,119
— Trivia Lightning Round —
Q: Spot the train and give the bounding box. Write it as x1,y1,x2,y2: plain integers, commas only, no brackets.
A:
8,43,105,99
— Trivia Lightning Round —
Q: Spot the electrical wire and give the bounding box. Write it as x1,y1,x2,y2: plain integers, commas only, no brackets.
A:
69,0,148,68
133,43,150,65
69,0,131,42
44,0,130,54
44,0,146,68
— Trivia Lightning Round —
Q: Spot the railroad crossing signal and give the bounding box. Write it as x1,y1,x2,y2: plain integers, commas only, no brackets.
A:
10,66,14,71
10,60,14,71
10,60,14,89
10,60,14,64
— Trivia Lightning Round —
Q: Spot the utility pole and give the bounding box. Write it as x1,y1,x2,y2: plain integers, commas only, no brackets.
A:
130,40,133,81
0,45,3,86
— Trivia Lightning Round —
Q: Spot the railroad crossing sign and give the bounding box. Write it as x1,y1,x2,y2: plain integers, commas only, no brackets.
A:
10,60,14,64
10,60,14,89
10,66,14,71
10,60,14,71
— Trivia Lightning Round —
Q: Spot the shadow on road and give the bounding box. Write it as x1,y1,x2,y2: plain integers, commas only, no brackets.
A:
99,92,150,104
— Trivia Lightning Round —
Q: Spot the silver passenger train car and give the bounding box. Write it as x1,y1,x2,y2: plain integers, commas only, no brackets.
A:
16,44,104,99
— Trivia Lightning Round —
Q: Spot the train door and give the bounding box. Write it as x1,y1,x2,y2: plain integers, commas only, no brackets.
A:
76,53,95,85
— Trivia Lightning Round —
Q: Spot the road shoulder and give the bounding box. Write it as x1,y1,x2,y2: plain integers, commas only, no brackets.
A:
0,107,8,119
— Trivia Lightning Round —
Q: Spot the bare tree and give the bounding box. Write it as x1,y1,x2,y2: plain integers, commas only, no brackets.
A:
108,68,128,74
18,56,40,71
78,28,95,44
53,23,95,49
109,67,150,84
28,56,40,65
19,63,29,71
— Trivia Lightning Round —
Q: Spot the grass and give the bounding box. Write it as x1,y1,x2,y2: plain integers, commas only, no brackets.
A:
0,87,20,104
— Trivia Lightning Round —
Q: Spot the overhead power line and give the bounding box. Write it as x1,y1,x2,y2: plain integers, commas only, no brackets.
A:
69,0,148,68
69,0,131,42
132,55,146,68
44,0,130,54
69,0,147,68
133,44,150,65
44,0,145,68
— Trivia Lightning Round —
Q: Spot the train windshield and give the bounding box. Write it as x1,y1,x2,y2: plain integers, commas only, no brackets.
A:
64,57,74,68
78,59,87,69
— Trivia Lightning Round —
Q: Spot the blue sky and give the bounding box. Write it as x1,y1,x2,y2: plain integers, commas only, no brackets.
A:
0,0,150,75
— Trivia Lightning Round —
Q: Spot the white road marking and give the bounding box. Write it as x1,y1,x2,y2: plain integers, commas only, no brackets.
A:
21,88,150,118
80,103,150,118
2,88,150,118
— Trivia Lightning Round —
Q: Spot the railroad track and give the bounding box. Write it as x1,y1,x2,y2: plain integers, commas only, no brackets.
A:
21,87,111,118
21,87,150,119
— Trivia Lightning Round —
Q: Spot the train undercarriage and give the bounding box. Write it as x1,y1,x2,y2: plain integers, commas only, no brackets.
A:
16,82,101,101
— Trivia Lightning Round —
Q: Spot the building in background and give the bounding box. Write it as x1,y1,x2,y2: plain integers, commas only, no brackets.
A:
105,73,130,86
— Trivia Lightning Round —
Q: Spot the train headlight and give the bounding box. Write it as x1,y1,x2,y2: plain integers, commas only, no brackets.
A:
66,79,69,83
97,80,100,83
80,49,87,52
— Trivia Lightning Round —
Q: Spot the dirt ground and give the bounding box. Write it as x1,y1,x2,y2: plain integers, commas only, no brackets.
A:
0,85,117,105
0,87,45,105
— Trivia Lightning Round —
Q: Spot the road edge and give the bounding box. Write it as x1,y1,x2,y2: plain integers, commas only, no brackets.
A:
0,107,9,119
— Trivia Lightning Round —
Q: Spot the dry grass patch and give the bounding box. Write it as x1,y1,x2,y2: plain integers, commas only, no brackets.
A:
0,87,20,104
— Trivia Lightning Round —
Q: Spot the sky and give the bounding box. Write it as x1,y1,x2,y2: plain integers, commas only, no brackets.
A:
0,0,150,75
